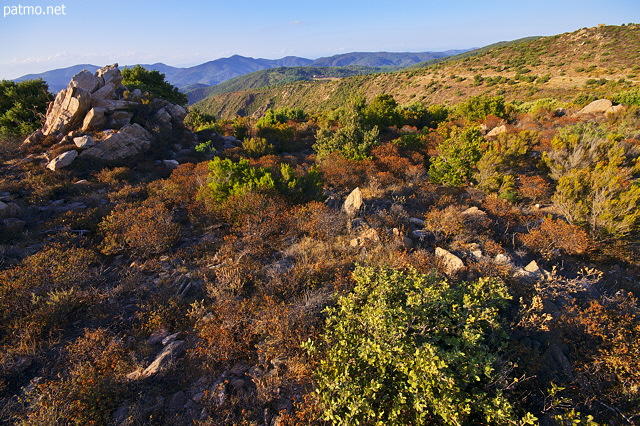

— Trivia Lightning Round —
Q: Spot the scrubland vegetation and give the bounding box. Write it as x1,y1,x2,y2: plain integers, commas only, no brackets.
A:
1,24,640,425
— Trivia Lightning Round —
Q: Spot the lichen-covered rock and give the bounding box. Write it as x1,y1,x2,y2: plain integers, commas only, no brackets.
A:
344,187,363,217
69,69,100,93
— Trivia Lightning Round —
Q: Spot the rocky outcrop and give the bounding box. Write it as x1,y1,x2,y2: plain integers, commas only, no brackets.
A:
79,124,153,163
41,87,92,136
24,64,193,169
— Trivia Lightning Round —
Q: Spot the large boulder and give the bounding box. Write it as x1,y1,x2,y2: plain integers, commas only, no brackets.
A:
69,70,100,93
95,63,123,88
435,247,465,275
577,99,613,115
81,107,107,131
79,123,153,164
41,87,92,136
343,187,363,217
47,150,78,170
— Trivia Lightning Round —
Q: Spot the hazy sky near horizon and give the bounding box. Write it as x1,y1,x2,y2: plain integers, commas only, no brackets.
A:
1,0,638,79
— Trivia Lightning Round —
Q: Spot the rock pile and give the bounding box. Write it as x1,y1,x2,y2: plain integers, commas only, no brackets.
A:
23,64,191,169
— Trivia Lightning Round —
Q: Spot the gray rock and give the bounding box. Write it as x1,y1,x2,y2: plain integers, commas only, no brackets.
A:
435,247,464,274
169,391,186,411
343,187,363,217
412,229,429,239
95,63,122,88
165,104,187,121
2,218,26,234
163,159,180,169
79,123,152,164
107,111,134,129
155,108,172,125
0,202,21,219
90,98,137,112
139,340,185,379
82,107,107,131
486,124,507,138
606,104,626,115
42,87,92,136
69,70,100,93
90,81,117,100
524,260,541,274
162,332,181,346
408,217,425,226
73,135,95,149
494,253,512,265
47,150,78,170
350,227,379,247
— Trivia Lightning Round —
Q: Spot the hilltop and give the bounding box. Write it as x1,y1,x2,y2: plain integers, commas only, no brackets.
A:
195,24,640,118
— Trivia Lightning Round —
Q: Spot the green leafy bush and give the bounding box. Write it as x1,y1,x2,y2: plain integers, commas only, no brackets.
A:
205,157,276,202
0,79,51,136
242,137,275,158
476,130,537,200
309,265,517,425
456,95,506,121
122,65,187,105
204,157,323,204
544,124,640,238
313,97,380,160
429,127,484,186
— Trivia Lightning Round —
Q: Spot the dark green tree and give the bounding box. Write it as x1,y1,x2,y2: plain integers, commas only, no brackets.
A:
121,65,187,105
429,127,484,186
313,97,380,160
0,79,51,136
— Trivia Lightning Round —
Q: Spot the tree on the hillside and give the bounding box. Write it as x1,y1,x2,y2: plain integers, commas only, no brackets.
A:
364,94,403,128
429,126,484,186
313,97,380,160
0,79,51,136
121,65,187,105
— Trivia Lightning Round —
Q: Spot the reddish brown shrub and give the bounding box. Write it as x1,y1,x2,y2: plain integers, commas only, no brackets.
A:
99,199,181,257
518,174,553,203
520,216,594,259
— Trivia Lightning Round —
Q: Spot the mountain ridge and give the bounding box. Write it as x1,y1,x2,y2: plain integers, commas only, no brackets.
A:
12,51,468,93
194,24,640,118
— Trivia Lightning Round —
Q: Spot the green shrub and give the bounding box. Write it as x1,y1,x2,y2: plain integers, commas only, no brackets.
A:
0,79,51,136
456,95,506,121
476,131,537,200
613,87,640,106
203,157,323,204
364,94,403,128
308,265,518,425
429,127,484,186
314,100,380,161
185,108,219,131
242,137,275,158
205,157,275,202
544,124,640,238
122,65,187,105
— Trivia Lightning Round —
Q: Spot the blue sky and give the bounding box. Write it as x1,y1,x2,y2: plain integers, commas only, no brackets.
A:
1,0,638,79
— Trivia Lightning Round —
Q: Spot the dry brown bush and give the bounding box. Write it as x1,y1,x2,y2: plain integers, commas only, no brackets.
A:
99,199,181,257
520,216,594,260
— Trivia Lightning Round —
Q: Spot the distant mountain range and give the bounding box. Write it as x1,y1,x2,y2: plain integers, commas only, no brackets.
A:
13,51,470,93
